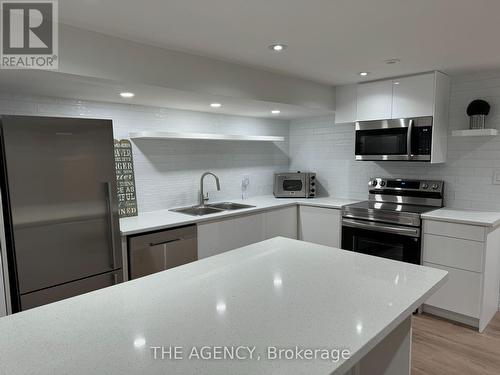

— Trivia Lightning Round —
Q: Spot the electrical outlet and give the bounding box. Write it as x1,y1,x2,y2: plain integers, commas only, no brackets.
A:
493,171,500,185
242,175,250,189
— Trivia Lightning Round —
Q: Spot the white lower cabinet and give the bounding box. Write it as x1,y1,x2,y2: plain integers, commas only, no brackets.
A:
423,262,482,318
197,212,265,259
298,206,341,248
422,220,500,332
264,206,297,240
197,206,298,259
198,205,341,260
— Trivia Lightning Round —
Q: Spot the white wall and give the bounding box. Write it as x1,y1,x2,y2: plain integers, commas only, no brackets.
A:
290,71,500,210
0,93,289,212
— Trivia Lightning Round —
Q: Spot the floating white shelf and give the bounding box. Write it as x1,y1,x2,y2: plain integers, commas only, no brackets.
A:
129,131,285,142
452,129,498,137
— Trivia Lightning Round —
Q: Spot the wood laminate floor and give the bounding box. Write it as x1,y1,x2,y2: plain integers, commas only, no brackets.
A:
412,312,500,375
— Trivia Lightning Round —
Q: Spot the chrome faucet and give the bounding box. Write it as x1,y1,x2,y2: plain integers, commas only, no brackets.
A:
199,171,221,206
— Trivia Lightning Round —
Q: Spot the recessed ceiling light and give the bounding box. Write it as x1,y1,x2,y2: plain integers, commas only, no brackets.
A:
269,44,287,52
394,81,400,85
359,72,369,76
271,110,281,115
384,58,401,65
120,92,135,98
210,103,222,108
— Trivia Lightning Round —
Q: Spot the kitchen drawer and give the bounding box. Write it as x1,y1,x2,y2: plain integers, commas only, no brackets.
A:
423,234,484,273
423,220,485,242
423,262,481,318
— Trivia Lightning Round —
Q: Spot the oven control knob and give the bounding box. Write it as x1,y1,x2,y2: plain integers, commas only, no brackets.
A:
370,180,378,187
379,180,386,187
431,184,439,190
310,188,315,193
422,183,429,189
310,175,315,180
311,182,316,187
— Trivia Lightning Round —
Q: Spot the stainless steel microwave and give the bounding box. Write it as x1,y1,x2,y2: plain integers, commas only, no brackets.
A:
273,172,316,198
355,116,433,161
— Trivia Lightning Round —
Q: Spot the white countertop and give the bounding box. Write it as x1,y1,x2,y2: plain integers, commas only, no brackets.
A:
422,208,500,227
0,237,447,375
120,195,360,235
120,195,500,234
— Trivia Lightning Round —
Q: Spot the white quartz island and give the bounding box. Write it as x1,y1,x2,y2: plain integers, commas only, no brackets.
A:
0,238,447,375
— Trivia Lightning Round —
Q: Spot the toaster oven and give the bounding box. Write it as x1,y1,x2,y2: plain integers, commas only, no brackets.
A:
273,172,316,198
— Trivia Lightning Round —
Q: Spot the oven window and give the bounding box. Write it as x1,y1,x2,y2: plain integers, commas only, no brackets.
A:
355,237,405,262
356,128,408,155
283,180,303,191
342,226,420,264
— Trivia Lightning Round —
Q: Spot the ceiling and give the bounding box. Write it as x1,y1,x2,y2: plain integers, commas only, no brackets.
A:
0,71,333,119
59,0,500,85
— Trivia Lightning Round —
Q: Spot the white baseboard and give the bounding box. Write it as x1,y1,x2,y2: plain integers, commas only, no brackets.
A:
422,304,479,329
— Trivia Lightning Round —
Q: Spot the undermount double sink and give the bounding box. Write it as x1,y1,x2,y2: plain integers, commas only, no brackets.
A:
170,202,256,216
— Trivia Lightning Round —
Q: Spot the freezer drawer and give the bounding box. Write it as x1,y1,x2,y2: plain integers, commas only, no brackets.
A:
129,225,197,279
20,270,123,311
15,218,119,294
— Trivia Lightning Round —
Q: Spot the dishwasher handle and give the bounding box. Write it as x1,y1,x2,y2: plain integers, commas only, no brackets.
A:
128,225,197,250
149,238,181,247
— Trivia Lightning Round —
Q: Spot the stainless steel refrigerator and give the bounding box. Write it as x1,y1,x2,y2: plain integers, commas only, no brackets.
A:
0,115,122,313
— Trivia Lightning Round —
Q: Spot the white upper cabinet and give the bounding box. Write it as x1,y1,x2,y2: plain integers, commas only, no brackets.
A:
352,71,449,123
356,80,393,121
335,85,357,124
392,73,435,118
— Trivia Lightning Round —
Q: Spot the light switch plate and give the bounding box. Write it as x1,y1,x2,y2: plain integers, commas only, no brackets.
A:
493,170,500,185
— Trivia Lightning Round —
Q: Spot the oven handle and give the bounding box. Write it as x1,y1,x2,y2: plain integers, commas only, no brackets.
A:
342,218,420,238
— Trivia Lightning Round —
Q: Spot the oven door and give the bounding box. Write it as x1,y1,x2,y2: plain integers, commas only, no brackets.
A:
355,119,411,161
341,219,421,264
274,174,306,198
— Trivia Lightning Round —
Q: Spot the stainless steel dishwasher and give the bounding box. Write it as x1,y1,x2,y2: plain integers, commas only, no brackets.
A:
128,225,197,280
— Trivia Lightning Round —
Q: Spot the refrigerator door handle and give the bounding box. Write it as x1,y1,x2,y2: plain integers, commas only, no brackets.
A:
105,182,117,269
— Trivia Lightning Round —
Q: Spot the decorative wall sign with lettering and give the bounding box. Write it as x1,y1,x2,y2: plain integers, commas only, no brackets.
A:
114,139,138,217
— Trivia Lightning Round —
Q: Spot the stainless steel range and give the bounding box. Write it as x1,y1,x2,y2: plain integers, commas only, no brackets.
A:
341,178,444,265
